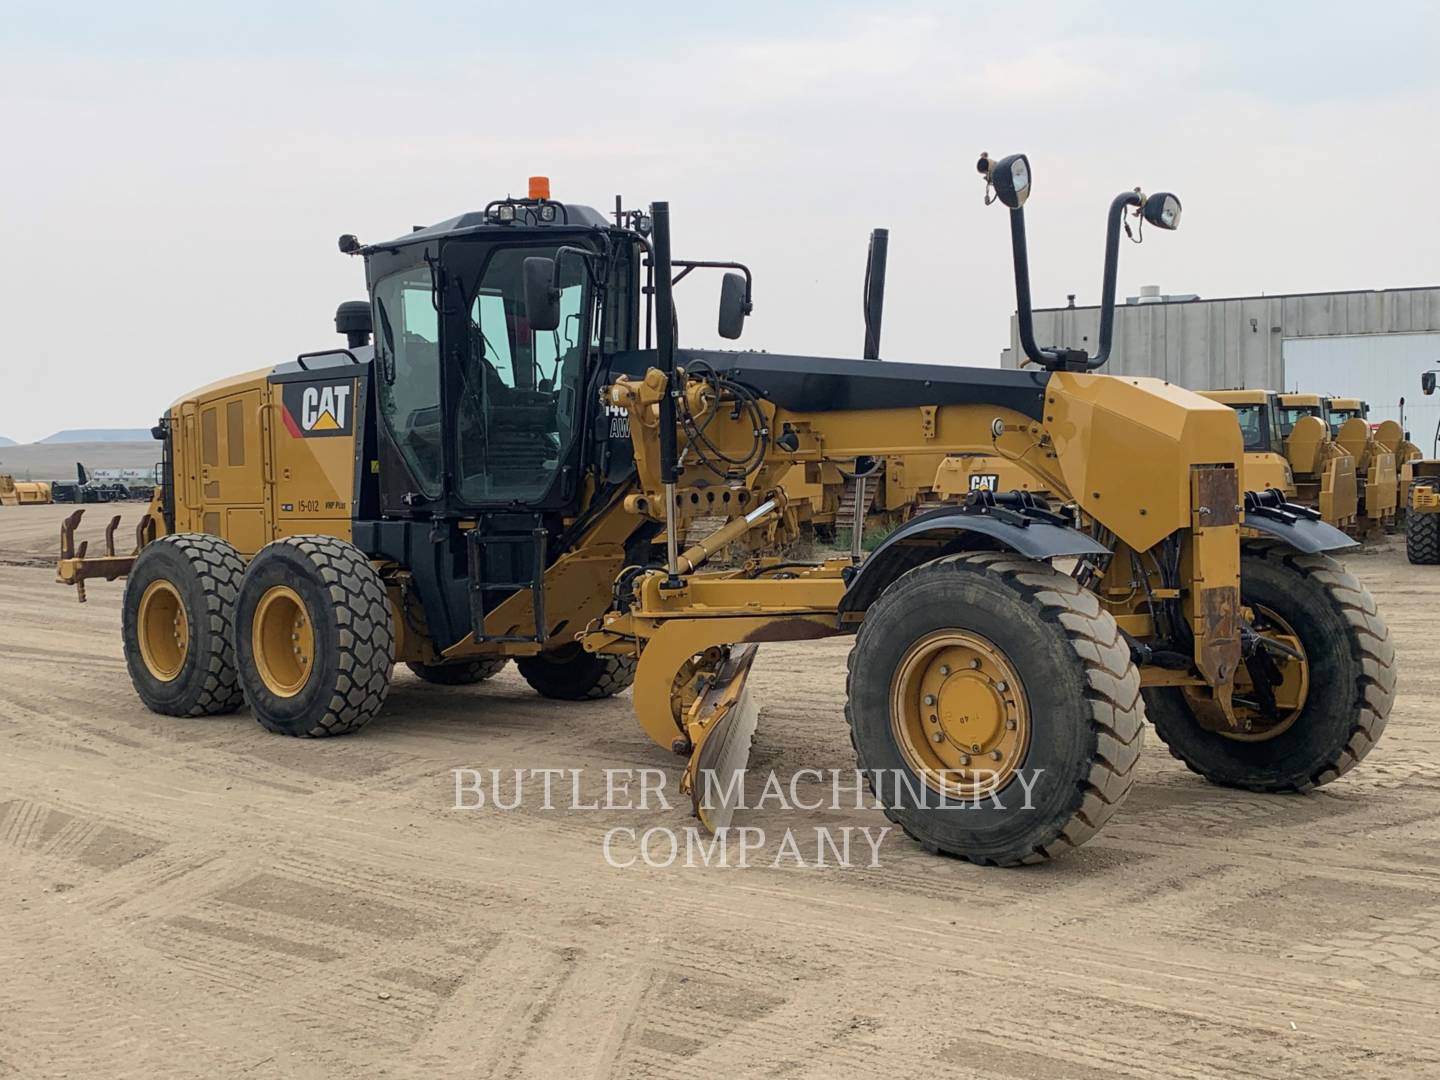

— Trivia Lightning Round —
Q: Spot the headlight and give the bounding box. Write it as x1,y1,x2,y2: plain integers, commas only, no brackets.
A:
1142,192,1181,230
990,153,1032,208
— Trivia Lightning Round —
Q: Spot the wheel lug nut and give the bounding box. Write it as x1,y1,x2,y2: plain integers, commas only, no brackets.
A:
994,680,1008,692
939,665,950,676
991,750,1002,761
959,754,971,766
970,659,981,669
931,731,945,743
1006,719,1017,730
923,694,936,706
971,743,980,753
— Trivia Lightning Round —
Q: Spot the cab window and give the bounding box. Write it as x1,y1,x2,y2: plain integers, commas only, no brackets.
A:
373,268,443,498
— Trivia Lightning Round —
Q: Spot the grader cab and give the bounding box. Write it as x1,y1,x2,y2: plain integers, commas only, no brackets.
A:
56,158,1395,866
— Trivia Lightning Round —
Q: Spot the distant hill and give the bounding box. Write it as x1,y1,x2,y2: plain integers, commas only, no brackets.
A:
39,428,151,444
0,441,157,481
0,436,14,447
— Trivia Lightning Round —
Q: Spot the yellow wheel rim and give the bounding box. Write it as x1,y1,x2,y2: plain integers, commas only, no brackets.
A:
890,630,1031,799
1187,603,1309,742
253,585,315,698
137,579,189,681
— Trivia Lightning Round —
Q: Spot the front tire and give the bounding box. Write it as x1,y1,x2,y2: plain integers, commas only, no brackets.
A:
1405,499,1440,564
235,536,394,737
846,553,1144,866
1146,543,1395,791
122,534,246,717
516,644,635,701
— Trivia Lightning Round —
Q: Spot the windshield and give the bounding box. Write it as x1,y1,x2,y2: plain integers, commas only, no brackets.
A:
373,266,443,498
1232,404,1277,452
450,243,596,504
1327,407,1364,436
1277,404,1323,438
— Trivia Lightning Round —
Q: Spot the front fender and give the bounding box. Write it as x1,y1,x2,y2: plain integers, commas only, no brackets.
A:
838,506,1110,614
1241,489,1357,553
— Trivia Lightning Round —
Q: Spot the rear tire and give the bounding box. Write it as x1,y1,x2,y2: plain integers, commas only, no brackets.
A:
516,644,635,701
846,553,1144,866
235,536,394,737
1146,543,1395,791
406,658,508,685
1405,497,1440,564
122,534,246,717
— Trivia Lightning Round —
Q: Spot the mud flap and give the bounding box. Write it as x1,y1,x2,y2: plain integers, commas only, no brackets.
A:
680,644,760,833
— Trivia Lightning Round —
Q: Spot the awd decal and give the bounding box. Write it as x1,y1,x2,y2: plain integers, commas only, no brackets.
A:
281,381,354,438
605,404,631,439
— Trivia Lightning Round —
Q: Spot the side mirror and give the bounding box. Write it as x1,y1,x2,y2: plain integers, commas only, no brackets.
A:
1423,372,1436,396
717,272,749,340
522,257,561,331
1142,192,1182,230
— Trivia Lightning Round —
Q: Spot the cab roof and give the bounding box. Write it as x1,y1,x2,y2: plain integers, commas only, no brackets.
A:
1277,393,1323,406
1200,389,1269,405
367,201,615,252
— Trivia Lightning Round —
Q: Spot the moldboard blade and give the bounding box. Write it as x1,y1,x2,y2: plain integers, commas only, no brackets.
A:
683,644,760,834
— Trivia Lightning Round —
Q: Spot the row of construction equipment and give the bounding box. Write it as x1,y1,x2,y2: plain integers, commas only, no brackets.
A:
0,464,156,507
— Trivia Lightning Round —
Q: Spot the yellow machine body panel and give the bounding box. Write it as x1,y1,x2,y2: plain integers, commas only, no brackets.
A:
0,476,52,505
167,366,360,555
1042,373,1244,552
930,452,1049,499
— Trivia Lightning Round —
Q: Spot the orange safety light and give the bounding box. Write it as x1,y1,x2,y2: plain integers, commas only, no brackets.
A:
528,176,551,200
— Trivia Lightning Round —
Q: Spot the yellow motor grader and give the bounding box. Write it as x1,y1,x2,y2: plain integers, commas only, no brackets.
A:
56,158,1395,865
1323,400,1399,534
1198,390,1296,496
1326,396,1420,523
1275,392,1360,530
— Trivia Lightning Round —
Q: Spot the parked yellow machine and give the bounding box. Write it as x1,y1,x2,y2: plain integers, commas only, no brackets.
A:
1326,396,1421,524
1405,372,1440,563
1197,390,1295,496
1331,413,1398,534
0,475,52,506
55,158,1395,866
1276,392,1359,529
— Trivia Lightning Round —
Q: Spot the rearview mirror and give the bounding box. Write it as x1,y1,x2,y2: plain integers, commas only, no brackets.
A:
1423,372,1436,396
522,257,560,331
718,272,749,339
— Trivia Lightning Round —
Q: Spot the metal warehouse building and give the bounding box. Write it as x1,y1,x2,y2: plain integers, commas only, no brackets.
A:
1002,286,1440,449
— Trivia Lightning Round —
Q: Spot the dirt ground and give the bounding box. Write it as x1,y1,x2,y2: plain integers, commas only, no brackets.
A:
2,503,1439,1079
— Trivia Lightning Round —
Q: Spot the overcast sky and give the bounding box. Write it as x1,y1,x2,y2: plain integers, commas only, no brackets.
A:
2,0,1437,443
